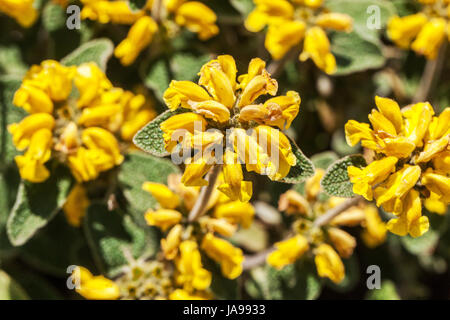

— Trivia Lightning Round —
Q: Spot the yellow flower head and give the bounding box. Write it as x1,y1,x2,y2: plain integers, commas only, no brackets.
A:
142,173,254,281
245,0,353,73
346,97,450,237
314,243,345,284
81,0,218,65
387,0,450,59
160,55,301,202
73,267,120,300
267,234,309,270
0,0,38,27
10,60,152,185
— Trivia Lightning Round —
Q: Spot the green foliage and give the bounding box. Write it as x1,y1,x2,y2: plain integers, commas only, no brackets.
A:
0,270,29,300
84,204,158,277
246,260,322,300
133,108,189,157
6,169,72,246
321,154,366,197
61,39,114,71
42,2,66,32
118,152,179,226
280,138,315,184
366,280,400,300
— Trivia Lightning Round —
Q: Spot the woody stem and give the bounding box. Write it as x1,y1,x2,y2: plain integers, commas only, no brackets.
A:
188,165,222,222
312,196,362,228
413,42,447,103
242,196,362,270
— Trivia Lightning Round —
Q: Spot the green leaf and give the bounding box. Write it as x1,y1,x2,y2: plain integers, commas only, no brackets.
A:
321,154,366,198
42,2,66,32
229,0,255,16
6,169,72,246
0,168,20,257
61,38,114,71
311,151,339,170
133,108,189,157
143,58,170,100
170,52,210,82
332,31,386,76
401,229,439,256
0,76,27,166
326,0,396,75
20,214,91,277
0,46,27,76
84,204,158,277
246,260,322,300
366,280,400,300
0,270,29,300
118,152,179,226
279,138,315,184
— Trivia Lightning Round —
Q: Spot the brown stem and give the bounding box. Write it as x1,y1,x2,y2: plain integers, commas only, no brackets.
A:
151,0,163,23
312,196,361,228
242,196,362,270
188,165,222,222
413,42,447,103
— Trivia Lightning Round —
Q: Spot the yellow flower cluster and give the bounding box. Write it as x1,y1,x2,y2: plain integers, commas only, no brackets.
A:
245,0,353,74
80,0,219,65
346,96,450,238
143,173,254,286
10,60,155,225
268,169,386,283
0,0,38,27
160,55,301,202
388,0,450,59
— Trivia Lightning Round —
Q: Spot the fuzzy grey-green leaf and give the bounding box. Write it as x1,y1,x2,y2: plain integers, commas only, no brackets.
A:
6,170,72,246
279,138,315,184
61,38,114,71
321,154,366,198
133,108,189,157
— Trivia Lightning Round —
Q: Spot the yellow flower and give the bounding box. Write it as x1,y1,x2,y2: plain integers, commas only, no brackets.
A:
239,91,301,130
142,182,180,209
0,0,38,27
80,0,144,24
300,27,336,74
115,16,158,66
158,55,301,200
175,240,212,292
347,157,398,201
314,243,345,284
265,21,306,60
169,289,209,300
75,63,112,108
174,1,219,40
278,189,311,216
245,0,352,73
386,190,429,238
327,227,356,259
63,184,90,227
144,209,183,231
387,1,450,59
361,206,387,248
218,150,252,202
73,266,120,300
81,127,124,166
161,224,183,260
421,169,450,203
374,165,421,213
266,235,309,270
201,233,243,279
13,84,54,114
411,18,447,59
424,192,447,215
213,200,255,229
8,113,55,151
199,217,237,238
15,129,53,183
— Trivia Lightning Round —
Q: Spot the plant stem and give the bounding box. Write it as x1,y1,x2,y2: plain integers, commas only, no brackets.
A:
242,196,362,270
188,165,222,222
151,0,163,23
312,196,361,228
413,42,447,103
